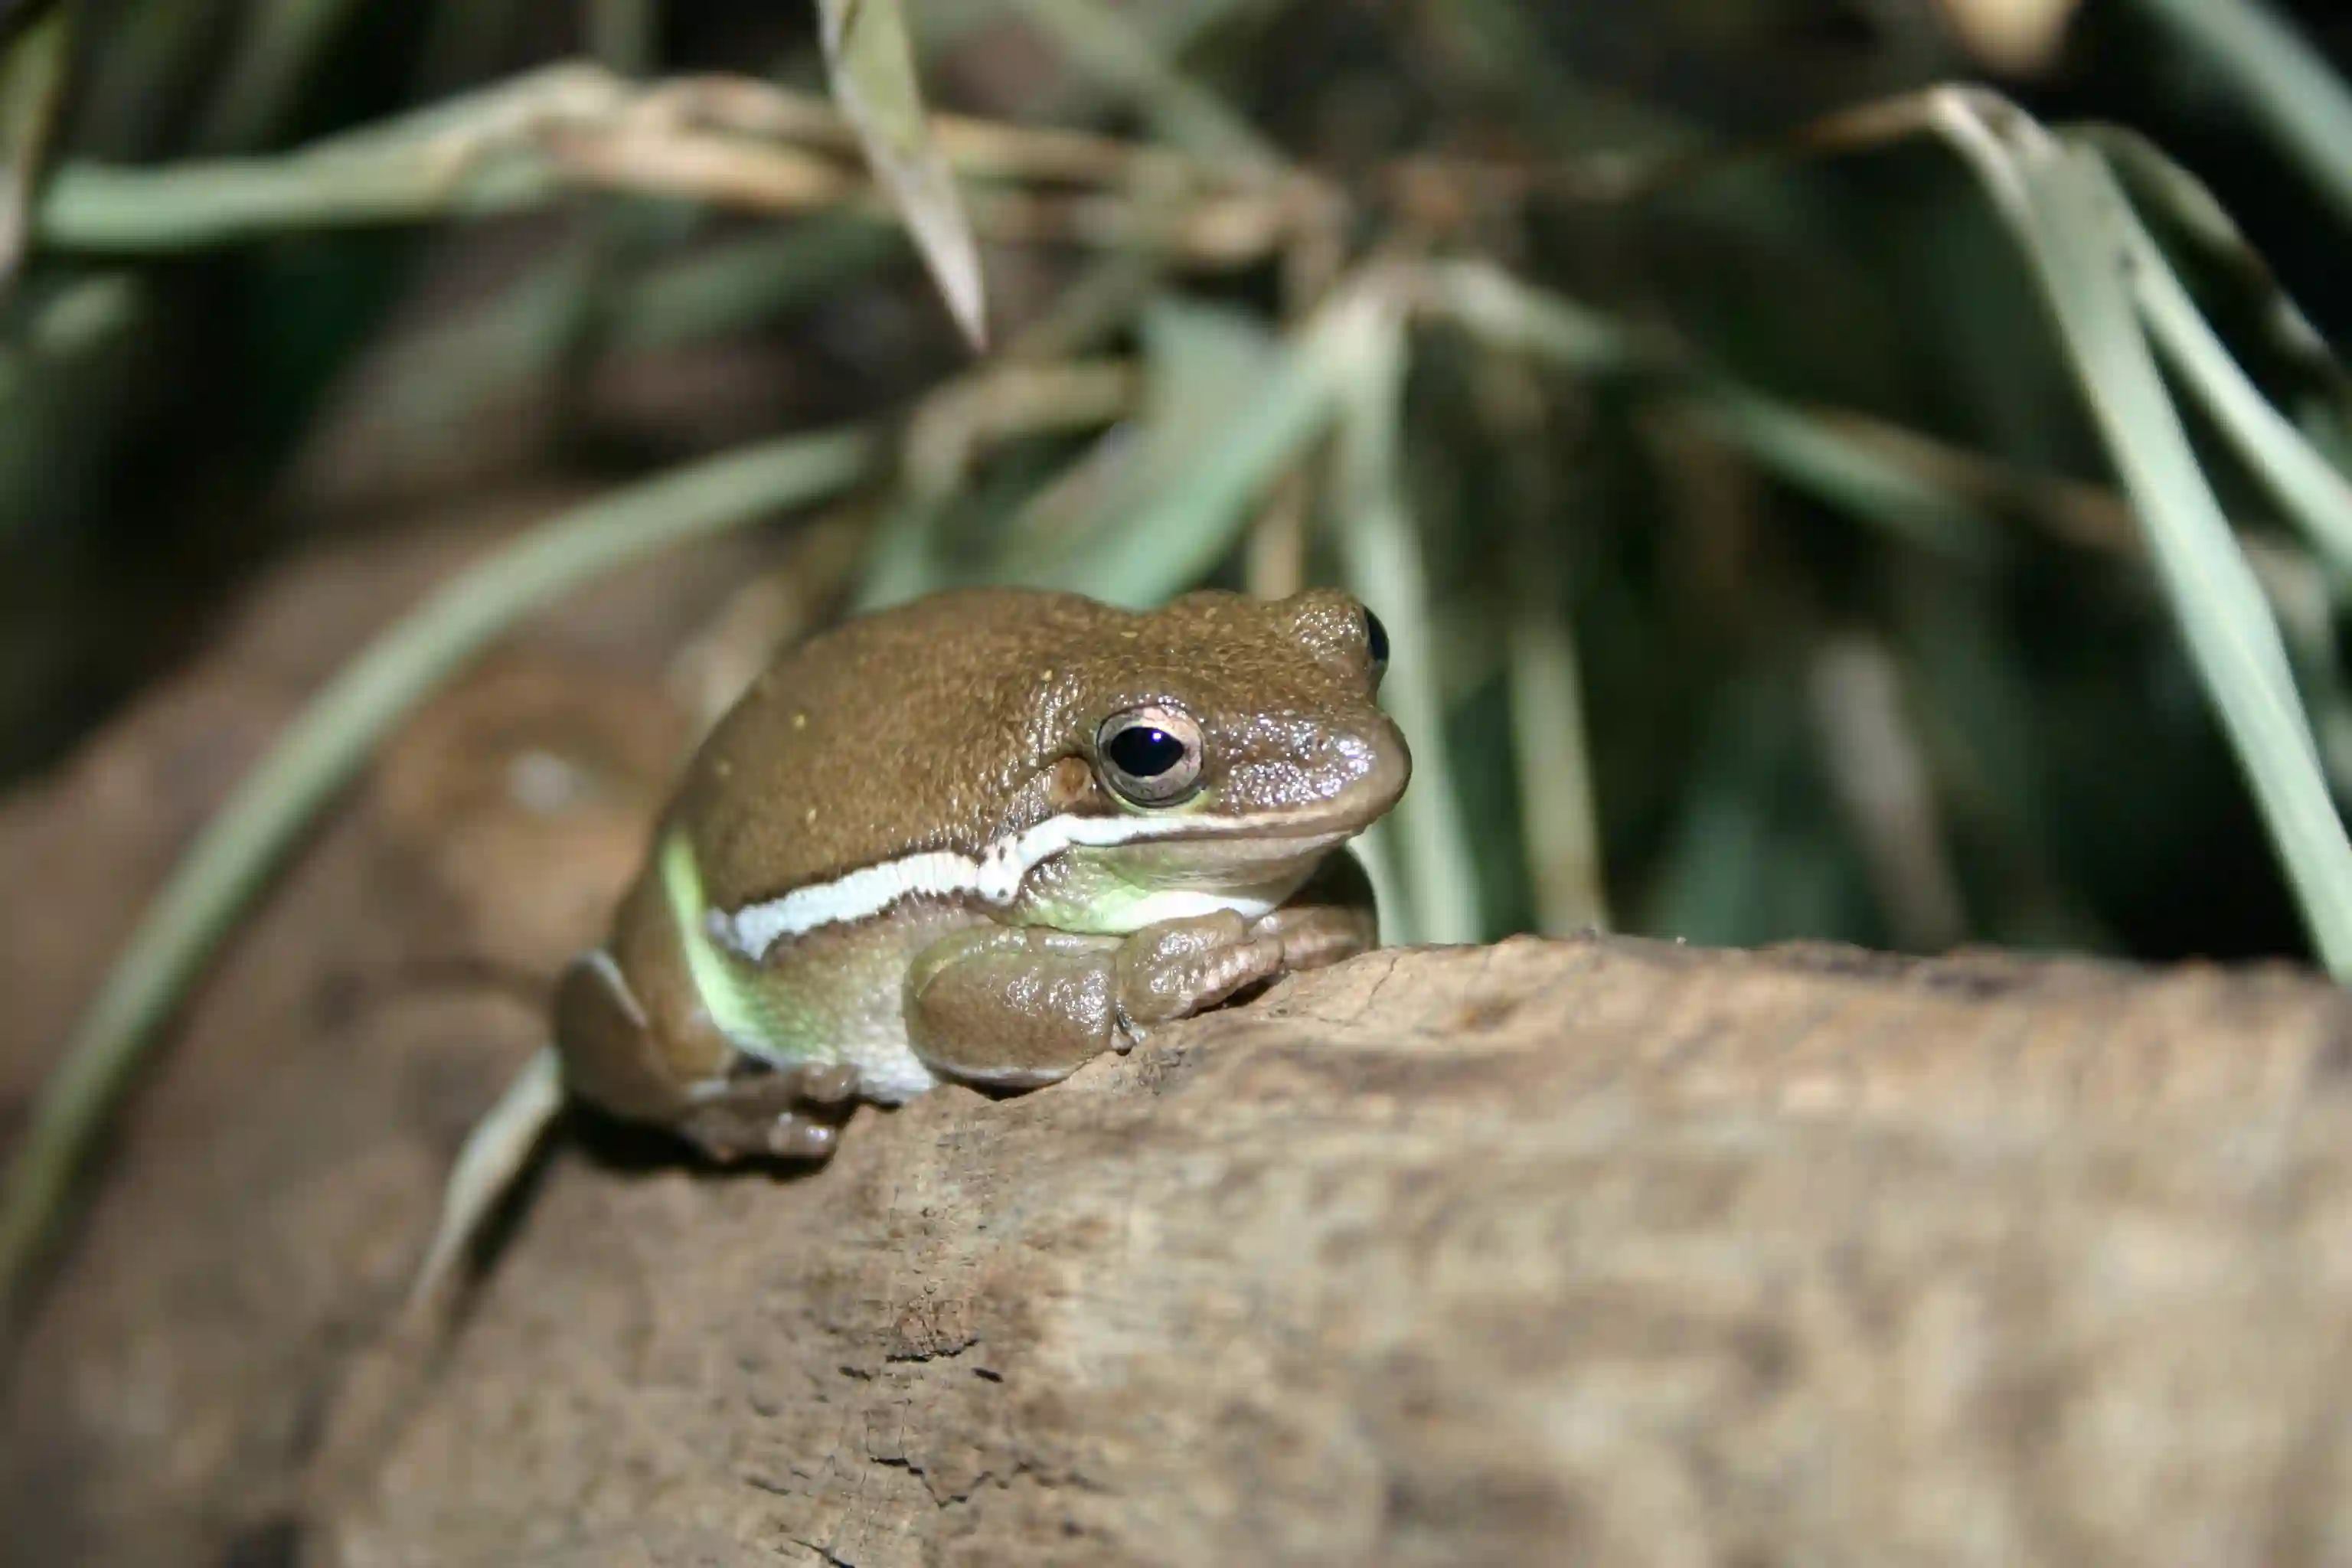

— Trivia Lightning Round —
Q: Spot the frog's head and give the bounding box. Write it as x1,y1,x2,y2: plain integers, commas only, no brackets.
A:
1010,586,1411,933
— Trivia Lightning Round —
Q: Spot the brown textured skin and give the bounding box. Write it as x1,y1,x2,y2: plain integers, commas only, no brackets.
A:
677,586,1400,912
552,585,1404,1142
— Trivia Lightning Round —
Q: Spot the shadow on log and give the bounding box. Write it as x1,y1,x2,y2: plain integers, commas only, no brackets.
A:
5,515,2352,1566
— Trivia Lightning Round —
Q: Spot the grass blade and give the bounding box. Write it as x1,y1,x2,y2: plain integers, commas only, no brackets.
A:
1481,362,1610,933
1924,96,2352,973
1422,261,2003,560
999,296,1280,578
193,0,368,152
2108,183,2352,580
816,0,988,348
1677,387,2003,562
0,425,875,1325
1328,284,1485,946
2086,125,2352,442
2125,0,2352,235
1530,83,2352,970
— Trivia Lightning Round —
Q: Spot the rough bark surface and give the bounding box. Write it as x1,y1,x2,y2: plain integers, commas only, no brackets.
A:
8,520,2352,1567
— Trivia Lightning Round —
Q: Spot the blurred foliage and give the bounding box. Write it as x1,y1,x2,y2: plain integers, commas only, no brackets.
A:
11,0,2352,1308
5,0,2352,957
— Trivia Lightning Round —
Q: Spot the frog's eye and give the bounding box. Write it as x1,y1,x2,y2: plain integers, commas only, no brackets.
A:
1096,706,1204,808
1363,608,1390,681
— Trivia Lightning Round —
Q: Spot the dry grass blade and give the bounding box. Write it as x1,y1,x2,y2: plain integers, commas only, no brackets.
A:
642,70,1201,188
38,63,1299,266
816,0,988,349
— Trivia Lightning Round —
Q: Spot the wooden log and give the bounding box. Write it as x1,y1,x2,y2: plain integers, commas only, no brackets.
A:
324,935,2352,1567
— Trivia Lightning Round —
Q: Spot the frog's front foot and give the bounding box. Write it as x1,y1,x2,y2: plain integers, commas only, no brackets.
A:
1112,910,1285,1044
1244,848,1380,973
1246,900,1377,974
905,913,1289,1089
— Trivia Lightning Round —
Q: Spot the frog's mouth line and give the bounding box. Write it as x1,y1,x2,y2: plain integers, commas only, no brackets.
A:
1091,821,1358,870
1073,825,1354,900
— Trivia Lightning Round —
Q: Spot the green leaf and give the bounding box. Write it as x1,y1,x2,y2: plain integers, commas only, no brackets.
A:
815,0,988,348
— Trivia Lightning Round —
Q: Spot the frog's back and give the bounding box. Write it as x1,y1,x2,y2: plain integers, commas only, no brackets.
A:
678,587,1127,912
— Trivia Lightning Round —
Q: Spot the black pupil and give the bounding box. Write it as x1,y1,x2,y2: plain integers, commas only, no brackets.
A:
1106,725,1187,779
1364,609,1390,665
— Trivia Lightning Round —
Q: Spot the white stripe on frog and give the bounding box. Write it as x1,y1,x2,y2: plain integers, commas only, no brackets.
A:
707,810,1211,961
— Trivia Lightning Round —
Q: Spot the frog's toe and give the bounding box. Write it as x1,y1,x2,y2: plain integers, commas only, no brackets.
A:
1116,927,1285,1029
766,1112,841,1161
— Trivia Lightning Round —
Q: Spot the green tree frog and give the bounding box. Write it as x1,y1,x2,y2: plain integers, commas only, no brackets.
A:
413,585,1408,1306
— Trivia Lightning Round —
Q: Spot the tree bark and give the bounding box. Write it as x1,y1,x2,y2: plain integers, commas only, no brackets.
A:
7,518,2352,1567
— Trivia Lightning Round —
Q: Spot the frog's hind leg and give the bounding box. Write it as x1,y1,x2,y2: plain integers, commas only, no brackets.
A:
558,943,860,1165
